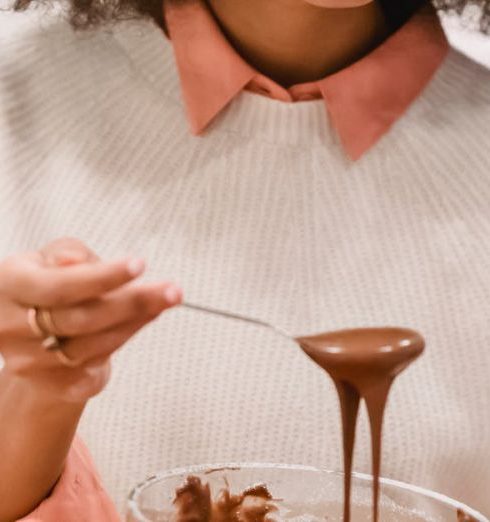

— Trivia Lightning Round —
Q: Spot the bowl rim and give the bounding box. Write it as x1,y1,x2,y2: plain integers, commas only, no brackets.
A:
127,462,488,522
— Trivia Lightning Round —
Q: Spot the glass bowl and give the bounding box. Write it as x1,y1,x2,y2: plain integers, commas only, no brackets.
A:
127,463,488,521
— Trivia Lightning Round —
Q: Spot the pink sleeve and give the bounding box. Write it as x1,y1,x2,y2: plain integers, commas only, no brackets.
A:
17,437,120,522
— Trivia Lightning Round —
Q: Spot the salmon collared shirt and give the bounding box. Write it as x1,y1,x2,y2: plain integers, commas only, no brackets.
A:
20,2,449,521
165,0,448,160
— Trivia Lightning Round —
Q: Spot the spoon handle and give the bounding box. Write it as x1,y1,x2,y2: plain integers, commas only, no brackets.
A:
181,301,292,340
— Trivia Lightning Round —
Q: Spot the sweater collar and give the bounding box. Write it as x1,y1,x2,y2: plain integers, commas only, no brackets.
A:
164,0,448,160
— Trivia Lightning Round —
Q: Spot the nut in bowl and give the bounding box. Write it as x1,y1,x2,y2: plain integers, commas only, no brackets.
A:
126,464,488,522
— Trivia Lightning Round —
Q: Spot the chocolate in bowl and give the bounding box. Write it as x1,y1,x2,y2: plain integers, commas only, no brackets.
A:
126,464,488,521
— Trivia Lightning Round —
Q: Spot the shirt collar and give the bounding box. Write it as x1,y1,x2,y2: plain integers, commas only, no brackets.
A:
165,0,448,160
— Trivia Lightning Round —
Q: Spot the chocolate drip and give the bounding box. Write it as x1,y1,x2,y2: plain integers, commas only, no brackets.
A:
296,327,425,522
334,381,360,522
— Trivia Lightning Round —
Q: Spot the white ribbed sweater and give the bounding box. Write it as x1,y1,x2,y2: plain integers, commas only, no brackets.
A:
1,10,490,517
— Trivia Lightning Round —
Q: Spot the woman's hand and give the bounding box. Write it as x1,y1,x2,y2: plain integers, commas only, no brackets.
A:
0,237,182,403
0,237,183,520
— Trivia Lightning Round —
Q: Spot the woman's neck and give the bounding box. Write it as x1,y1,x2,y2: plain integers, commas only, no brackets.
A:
207,0,389,87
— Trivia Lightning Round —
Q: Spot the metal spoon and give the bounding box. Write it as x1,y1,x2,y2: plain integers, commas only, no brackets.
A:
180,301,293,340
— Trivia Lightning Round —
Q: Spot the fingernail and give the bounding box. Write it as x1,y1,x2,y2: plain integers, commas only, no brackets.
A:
163,284,181,305
127,258,145,277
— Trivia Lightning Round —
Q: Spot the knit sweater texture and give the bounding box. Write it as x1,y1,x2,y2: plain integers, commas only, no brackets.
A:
1,9,490,517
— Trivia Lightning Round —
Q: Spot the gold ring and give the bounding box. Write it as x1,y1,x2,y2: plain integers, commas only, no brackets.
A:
54,347,80,368
27,307,45,338
28,307,67,354
42,335,62,350
39,308,60,336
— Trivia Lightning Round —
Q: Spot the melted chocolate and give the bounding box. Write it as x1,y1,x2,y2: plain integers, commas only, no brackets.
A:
173,476,277,522
296,327,425,522
173,476,212,522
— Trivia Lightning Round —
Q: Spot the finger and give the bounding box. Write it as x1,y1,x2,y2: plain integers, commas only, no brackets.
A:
0,297,30,339
2,302,172,386
40,237,100,267
43,281,182,337
0,254,146,307
0,281,182,340
54,314,156,365
1,314,149,373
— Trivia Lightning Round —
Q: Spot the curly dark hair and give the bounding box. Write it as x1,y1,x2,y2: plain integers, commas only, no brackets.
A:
12,0,490,33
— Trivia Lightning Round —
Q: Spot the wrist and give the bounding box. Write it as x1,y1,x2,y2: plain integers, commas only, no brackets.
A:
2,351,112,404
0,369,86,522
0,368,88,411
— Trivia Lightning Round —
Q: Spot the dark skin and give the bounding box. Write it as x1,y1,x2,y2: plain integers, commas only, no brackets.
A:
208,0,389,86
